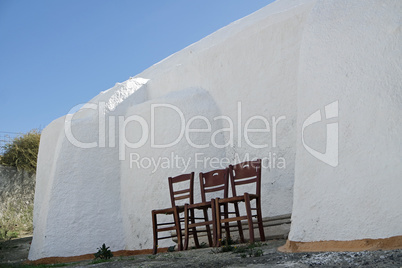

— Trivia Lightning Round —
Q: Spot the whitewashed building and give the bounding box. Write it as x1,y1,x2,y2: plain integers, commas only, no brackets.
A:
29,0,402,260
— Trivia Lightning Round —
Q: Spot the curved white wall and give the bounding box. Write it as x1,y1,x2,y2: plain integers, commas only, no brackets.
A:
290,0,402,243
29,0,402,260
29,0,315,259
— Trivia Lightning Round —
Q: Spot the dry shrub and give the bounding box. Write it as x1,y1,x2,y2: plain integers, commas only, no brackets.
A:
1,130,41,174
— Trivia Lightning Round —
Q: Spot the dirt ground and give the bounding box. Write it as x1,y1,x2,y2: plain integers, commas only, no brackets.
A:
1,237,402,267
0,236,31,265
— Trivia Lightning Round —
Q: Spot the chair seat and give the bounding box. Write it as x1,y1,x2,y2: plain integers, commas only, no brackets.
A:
153,205,185,215
216,193,258,204
186,201,212,210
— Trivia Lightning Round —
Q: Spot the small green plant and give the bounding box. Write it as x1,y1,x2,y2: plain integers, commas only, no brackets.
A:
232,245,248,253
167,245,176,252
239,243,264,258
94,243,113,260
200,242,208,248
247,248,263,257
221,236,235,246
217,236,236,252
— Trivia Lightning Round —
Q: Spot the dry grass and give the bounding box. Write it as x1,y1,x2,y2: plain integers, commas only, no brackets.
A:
0,199,33,241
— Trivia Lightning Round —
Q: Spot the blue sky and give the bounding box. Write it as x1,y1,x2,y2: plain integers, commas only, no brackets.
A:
0,0,274,134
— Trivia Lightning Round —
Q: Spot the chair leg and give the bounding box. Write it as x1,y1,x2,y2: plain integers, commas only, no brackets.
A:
202,208,213,247
256,198,266,242
184,204,190,250
215,198,222,247
244,193,255,244
211,198,217,247
223,203,231,242
233,202,245,243
173,206,183,251
190,208,201,248
152,211,158,254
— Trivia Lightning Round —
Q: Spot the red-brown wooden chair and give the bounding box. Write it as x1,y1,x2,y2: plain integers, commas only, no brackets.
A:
151,172,200,254
183,168,230,250
215,159,265,246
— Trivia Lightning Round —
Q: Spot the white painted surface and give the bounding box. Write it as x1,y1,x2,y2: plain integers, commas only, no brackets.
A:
29,0,401,260
120,88,228,249
290,0,402,242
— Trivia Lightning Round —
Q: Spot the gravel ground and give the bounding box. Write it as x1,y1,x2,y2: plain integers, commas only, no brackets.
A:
1,237,402,267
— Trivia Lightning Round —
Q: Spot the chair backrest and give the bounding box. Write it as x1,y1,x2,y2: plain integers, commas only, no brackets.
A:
168,172,195,207
229,159,262,198
199,168,229,203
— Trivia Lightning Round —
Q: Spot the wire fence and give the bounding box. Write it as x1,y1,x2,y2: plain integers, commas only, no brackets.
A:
0,132,22,155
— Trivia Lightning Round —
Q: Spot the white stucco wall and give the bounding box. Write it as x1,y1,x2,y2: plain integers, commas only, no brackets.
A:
289,0,402,242
120,88,229,249
29,0,315,259
29,0,401,260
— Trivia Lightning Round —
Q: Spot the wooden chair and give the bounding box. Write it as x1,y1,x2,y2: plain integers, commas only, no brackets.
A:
215,159,265,246
151,172,200,254
183,168,229,249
